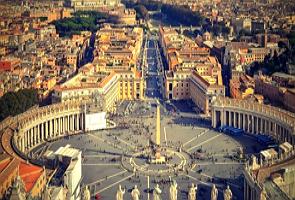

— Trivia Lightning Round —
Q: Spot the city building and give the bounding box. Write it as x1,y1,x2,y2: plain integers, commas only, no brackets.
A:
64,0,121,11
0,156,20,199
18,161,47,198
211,96,295,199
0,155,47,199
229,74,255,99
52,25,145,111
255,74,295,113
54,145,82,200
159,26,225,114
109,8,137,25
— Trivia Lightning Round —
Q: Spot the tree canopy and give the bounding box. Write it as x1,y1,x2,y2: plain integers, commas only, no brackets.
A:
287,31,295,49
122,0,204,26
122,0,161,11
0,89,39,121
134,5,149,20
53,11,119,37
247,48,295,76
161,4,204,26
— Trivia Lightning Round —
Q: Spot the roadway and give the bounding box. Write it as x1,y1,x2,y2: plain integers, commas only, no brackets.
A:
144,35,164,100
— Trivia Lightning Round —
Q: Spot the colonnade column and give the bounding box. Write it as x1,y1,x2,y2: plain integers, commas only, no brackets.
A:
27,129,30,148
212,110,215,128
32,127,36,146
36,125,39,144
76,114,80,131
65,116,67,132
81,114,84,131
28,130,31,148
25,131,27,150
238,113,240,129
53,118,56,137
58,117,61,136
50,119,53,137
234,112,237,127
72,115,75,131
30,128,33,148
254,117,259,134
61,117,64,135
46,121,49,139
40,123,44,141
68,115,71,132
280,126,283,141
243,114,246,131
264,120,268,134
221,111,225,127
270,121,273,135
68,115,72,132
22,136,25,152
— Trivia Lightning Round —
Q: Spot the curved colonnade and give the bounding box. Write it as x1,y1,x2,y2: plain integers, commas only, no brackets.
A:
1,97,294,199
211,97,295,146
211,97,295,200
0,101,88,159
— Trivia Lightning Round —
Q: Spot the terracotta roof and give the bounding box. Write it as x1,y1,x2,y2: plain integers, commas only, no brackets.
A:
135,70,142,78
208,56,217,65
0,157,20,185
191,70,210,87
0,158,10,173
98,72,116,88
19,162,44,192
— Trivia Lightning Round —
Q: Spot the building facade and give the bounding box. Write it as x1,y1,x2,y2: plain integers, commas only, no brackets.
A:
159,26,225,114
64,0,120,11
211,96,295,200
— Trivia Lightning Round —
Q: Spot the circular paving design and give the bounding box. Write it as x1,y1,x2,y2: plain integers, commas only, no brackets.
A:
122,146,191,177
31,100,267,200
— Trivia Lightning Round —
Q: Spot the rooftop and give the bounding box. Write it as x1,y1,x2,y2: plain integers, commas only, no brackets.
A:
54,144,80,159
19,161,44,192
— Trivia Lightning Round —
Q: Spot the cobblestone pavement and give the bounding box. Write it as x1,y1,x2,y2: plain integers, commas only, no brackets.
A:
33,100,268,200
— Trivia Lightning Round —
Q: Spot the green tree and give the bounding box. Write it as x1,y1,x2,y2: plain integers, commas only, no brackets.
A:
52,11,118,37
161,4,203,26
134,5,149,20
0,89,39,121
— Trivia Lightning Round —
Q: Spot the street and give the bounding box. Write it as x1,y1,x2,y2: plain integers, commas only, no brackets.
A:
144,35,164,99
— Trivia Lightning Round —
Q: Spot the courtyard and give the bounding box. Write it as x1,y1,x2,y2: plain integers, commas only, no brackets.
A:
32,100,267,200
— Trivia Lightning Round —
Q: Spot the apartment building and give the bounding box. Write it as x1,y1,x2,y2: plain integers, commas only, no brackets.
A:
159,26,225,114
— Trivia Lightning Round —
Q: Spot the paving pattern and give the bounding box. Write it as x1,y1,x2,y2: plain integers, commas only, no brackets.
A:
32,100,268,200
31,35,268,200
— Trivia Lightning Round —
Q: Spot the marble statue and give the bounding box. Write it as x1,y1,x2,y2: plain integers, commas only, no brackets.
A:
211,184,218,200
260,187,267,200
116,185,125,200
188,183,198,200
43,185,51,200
153,184,162,200
223,185,232,200
131,185,140,200
82,185,91,200
169,180,178,200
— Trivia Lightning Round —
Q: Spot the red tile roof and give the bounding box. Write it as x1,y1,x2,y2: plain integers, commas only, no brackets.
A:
19,162,44,192
0,159,10,173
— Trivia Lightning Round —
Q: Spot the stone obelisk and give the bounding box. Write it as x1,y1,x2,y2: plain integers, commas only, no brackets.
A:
156,105,160,146
150,104,165,164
